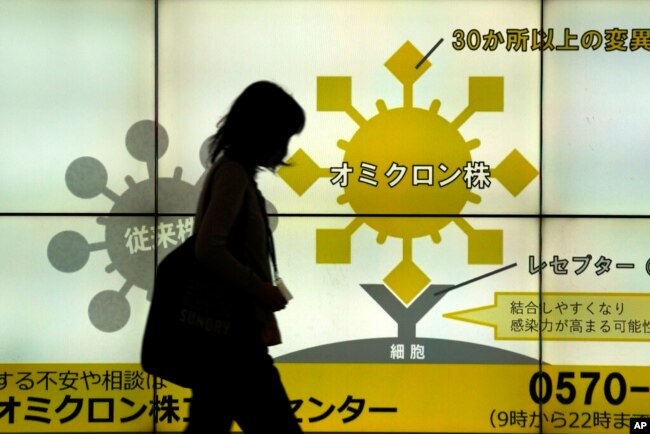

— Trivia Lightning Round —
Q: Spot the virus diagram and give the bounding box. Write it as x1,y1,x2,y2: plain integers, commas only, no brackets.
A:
47,120,201,333
278,41,538,341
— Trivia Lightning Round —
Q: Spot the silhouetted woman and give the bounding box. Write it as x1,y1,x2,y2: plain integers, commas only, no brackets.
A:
187,81,304,433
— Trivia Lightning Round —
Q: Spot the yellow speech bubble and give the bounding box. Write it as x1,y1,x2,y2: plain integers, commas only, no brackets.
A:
444,292,650,341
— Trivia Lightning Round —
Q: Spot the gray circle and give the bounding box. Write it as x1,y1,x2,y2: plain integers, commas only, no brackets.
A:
265,200,279,232
199,136,212,168
125,120,169,162
88,290,130,333
47,231,91,272
65,157,107,199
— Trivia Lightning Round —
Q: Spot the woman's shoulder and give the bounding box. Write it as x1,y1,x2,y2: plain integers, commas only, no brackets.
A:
208,156,253,189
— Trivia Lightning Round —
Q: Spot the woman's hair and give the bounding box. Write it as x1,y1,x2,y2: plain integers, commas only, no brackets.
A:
208,81,305,170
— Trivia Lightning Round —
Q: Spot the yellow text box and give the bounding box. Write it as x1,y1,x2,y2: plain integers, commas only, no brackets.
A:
444,292,650,341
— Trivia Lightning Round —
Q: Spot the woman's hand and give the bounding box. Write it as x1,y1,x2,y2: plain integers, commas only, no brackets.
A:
257,282,288,312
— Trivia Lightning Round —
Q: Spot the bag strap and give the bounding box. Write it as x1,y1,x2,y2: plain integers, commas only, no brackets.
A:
194,160,224,236
255,189,279,282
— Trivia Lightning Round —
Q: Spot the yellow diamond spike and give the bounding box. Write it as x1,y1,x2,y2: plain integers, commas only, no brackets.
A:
383,259,431,304
492,149,539,197
277,149,327,196
384,40,430,85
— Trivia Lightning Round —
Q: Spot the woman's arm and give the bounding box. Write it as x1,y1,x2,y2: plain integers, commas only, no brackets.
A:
194,161,261,294
193,161,287,311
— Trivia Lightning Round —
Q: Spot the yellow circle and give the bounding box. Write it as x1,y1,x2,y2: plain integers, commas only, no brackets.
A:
342,106,472,239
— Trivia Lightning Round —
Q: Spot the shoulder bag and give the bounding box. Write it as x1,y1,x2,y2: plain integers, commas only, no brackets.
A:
140,233,246,388
141,162,280,388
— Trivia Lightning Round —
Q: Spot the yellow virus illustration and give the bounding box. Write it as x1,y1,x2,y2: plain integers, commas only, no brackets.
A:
279,41,538,305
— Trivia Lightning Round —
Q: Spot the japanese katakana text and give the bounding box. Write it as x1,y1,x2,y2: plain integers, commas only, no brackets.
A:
330,161,491,189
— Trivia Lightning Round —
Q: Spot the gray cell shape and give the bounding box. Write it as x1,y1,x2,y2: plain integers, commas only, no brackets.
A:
276,338,541,364
276,280,544,364
47,231,91,272
65,157,107,199
88,290,130,332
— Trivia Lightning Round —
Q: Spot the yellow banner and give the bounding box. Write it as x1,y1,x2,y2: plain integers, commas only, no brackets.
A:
1,363,649,432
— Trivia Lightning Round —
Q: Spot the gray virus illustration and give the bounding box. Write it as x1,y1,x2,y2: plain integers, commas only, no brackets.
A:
47,120,202,332
47,120,281,333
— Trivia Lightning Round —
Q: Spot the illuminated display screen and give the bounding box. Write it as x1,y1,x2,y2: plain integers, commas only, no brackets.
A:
1,0,650,432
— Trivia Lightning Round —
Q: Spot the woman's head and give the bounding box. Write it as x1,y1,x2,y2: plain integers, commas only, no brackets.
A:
209,81,305,170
